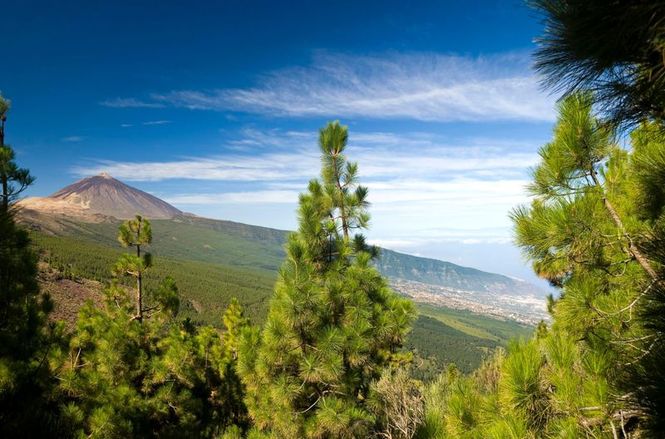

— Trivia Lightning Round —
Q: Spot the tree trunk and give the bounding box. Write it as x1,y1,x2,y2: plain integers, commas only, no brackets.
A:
590,169,659,281
136,273,142,321
1,119,7,213
331,152,349,240
136,241,143,321
1,174,7,213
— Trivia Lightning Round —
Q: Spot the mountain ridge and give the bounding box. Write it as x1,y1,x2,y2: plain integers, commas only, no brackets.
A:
377,248,543,298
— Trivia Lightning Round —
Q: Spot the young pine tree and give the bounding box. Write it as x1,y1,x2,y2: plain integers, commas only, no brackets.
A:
114,215,153,321
238,121,415,438
58,218,249,437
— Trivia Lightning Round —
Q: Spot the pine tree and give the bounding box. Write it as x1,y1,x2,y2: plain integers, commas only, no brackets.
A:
416,94,665,438
58,219,249,437
510,93,663,436
531,0,665,127
0,93,63,436
0,94,34,211
621,122,665,435
318,121,370,241
115,215,153,321
238,121,415,438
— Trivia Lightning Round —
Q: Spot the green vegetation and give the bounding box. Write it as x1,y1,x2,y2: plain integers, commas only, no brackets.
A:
26,215,287,273
416,93,665,437
416,304,532,343
0,95,63,437
32,232,276,324
532,0,665,127
33,229,529,383
114,215,154,320
407,306,533,379
25,210,539,298
56,225,249,437
412,5,665,436
94,217,286,272
408,316,496,378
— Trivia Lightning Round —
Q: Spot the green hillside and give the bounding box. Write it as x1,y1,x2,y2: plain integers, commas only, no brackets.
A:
32,232,276,323
377,248,544,296
406,304,532,377
22,211,288,272
417,303,534,342
21,210,544,299
30,225,533,376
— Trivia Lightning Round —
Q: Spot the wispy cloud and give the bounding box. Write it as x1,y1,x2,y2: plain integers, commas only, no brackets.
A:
62,136,84,142
71,130,538,182
120,120,172,128
142,120,171,126
102,52,556,122
101,97,165,109
160,177,527,210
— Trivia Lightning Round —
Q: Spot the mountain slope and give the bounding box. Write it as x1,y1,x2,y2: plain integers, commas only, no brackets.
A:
377,248,543,297
19,174,540,375
20,173,182,219
18,175,546,316
32,231,531,375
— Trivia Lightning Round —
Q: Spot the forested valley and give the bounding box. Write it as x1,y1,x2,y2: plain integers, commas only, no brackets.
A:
2,1,665,438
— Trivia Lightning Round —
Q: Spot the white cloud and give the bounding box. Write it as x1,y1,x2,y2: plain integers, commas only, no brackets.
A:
72,129,538,182
72,128,538,244
158,182,524,245
72,150,318,182
367,178,528,205
119,120,172,127
367,238,421,248
164,190,299,205
162,178,526,206
103,52,556,122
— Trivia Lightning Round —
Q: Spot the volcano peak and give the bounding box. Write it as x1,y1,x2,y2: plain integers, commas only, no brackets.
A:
20,174,182,220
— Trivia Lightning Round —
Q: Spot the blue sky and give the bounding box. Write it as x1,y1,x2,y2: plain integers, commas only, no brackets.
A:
2,0,559,284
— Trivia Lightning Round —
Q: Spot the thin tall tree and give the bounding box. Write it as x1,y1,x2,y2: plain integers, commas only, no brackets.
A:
239,121,415,438
114,215,153,321
0,94,34,212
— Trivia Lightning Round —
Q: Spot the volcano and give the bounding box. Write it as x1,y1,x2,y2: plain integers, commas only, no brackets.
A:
19,173,182,220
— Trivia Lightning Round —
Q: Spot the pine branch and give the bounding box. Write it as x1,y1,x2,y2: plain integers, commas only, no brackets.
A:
590,167,659,281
